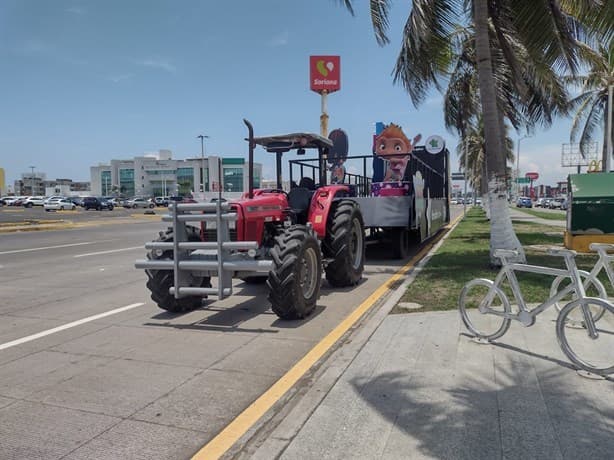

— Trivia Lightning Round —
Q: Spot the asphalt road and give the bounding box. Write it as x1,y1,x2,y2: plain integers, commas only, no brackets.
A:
0,207,464,459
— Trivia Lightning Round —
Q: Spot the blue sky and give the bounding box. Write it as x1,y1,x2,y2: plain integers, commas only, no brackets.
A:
0,0,586,189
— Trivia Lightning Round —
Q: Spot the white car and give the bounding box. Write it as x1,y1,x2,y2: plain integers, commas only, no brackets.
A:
23,196,46,207
44,195,65,205
44,198,76,211
124,197,155,209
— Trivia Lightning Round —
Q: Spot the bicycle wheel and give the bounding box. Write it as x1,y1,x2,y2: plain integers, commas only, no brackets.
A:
550,271,607,324
556,298,614,375
459,279,511,341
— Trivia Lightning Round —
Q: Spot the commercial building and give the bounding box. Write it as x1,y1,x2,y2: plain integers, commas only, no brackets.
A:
13,173,90,196
90,150,262,198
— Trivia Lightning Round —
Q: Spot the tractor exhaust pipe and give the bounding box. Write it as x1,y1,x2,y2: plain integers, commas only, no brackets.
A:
244,119,254,199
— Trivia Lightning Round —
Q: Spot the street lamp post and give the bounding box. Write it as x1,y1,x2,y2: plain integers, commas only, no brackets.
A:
516,135,529,199
29,166,35,195
197,135,209,192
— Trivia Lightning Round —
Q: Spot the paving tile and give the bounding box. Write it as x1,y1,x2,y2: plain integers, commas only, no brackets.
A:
0,400,119,460
26,358,200,417
64,419,206,460
132,368,274,435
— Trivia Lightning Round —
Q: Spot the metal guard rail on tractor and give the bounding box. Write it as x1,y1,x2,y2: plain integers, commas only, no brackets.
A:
135,200,272,300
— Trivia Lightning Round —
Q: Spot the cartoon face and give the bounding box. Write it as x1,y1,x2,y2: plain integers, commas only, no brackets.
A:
376,136,410,156
375,124,421,182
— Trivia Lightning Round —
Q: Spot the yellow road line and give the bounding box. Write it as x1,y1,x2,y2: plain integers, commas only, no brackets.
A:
193,215,462,459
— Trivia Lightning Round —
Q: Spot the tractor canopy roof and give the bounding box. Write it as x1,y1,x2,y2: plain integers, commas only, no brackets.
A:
251,133,333,153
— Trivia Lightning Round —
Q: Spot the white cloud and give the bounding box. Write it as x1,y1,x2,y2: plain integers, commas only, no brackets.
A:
134,57,177,73
520,143,576,186
268,31,288,47
108,74,133,83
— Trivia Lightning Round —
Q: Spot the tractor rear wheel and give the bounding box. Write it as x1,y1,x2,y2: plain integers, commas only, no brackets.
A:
145,226,211,313
267,225,322,320
323,200,365,287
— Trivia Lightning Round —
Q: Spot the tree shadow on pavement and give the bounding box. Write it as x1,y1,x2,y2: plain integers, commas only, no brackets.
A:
349,363,614,459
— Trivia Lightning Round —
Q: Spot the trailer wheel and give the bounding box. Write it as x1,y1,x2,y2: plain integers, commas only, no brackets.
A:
267,225,322,320
390,228,411,259
145,227,211,313
323,199,365,287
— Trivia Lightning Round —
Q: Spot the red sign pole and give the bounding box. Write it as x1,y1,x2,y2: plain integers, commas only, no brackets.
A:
310,56,340,138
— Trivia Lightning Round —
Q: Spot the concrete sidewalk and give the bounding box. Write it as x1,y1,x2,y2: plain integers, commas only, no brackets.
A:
245,210,614,460
251,309,614,460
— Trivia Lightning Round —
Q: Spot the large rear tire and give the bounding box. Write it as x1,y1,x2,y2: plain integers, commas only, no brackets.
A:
145,227,211,313
267,225,322,320
322,200,365,287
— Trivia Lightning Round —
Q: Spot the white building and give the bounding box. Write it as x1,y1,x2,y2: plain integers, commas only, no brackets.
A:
90,150,262,198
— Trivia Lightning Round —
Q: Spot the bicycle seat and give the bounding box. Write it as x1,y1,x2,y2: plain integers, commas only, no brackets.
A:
547,247,577,257
589,243,614,252
493,249,518,259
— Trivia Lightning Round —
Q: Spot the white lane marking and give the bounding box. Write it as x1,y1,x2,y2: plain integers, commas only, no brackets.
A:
0,303,145,351
0,241,98,255
73,246,143,258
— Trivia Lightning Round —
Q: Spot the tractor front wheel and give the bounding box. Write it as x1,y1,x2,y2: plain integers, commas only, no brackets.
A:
323,200,365,287
145,227,211,313
267,225,322,320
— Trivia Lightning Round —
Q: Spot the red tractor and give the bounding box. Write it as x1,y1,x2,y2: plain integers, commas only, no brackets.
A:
136,120,365,320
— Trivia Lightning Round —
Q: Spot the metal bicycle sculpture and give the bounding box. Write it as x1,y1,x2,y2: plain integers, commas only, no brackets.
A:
459,247,614,376
550,243,614,322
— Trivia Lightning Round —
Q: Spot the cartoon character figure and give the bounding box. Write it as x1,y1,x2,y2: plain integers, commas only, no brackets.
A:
375,124,422,182
328,129,349,184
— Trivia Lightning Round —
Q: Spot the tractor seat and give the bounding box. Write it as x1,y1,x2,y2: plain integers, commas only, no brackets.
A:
287,187,314,220
298,177,316,190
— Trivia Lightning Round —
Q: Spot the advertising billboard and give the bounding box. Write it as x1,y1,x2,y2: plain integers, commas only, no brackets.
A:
310,55,340,93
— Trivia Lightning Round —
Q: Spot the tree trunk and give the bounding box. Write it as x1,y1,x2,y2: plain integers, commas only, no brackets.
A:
472,0,525,265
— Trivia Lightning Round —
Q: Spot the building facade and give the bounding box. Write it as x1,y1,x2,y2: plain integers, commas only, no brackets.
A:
13,173,90,196
90,150,262,198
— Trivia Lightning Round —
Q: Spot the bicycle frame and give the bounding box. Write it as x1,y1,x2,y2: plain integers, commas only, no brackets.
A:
482,257,591,328
585,244,614,289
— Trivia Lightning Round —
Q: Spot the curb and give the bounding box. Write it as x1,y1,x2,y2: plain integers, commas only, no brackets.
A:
237,215,464,459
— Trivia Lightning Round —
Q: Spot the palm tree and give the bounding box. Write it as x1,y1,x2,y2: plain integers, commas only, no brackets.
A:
568,40,614,168
338,0,608,264
458,118,514,200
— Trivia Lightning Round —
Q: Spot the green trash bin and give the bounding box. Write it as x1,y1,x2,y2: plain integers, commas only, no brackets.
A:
565,172,614,252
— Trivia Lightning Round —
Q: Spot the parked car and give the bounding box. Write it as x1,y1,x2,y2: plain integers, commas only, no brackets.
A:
44,198,76,211
68,196,84,207
154,196,170,207
516,196,533,208
23,196,46,207
560,198,569,210
548,197,565,209
124,197,155,209
6,196,27,206
44,195,65,205
535,198,550,208
106,197,124,207
83,196,114,211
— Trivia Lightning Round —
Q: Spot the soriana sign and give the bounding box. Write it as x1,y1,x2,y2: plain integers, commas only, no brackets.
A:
525,172,539,181
310,55,340,93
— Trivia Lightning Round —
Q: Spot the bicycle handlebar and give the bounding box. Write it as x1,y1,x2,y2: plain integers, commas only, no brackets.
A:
589,243,614,252
493,249,518,259
547,247,577,257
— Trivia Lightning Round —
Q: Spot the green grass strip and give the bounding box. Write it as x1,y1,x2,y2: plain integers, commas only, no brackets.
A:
514,207,566,220
394,208,611,313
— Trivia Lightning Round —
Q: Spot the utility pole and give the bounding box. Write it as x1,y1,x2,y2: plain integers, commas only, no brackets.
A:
607,84,613,172
197,135,209,192
516,135,529,199
29,166,35,195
